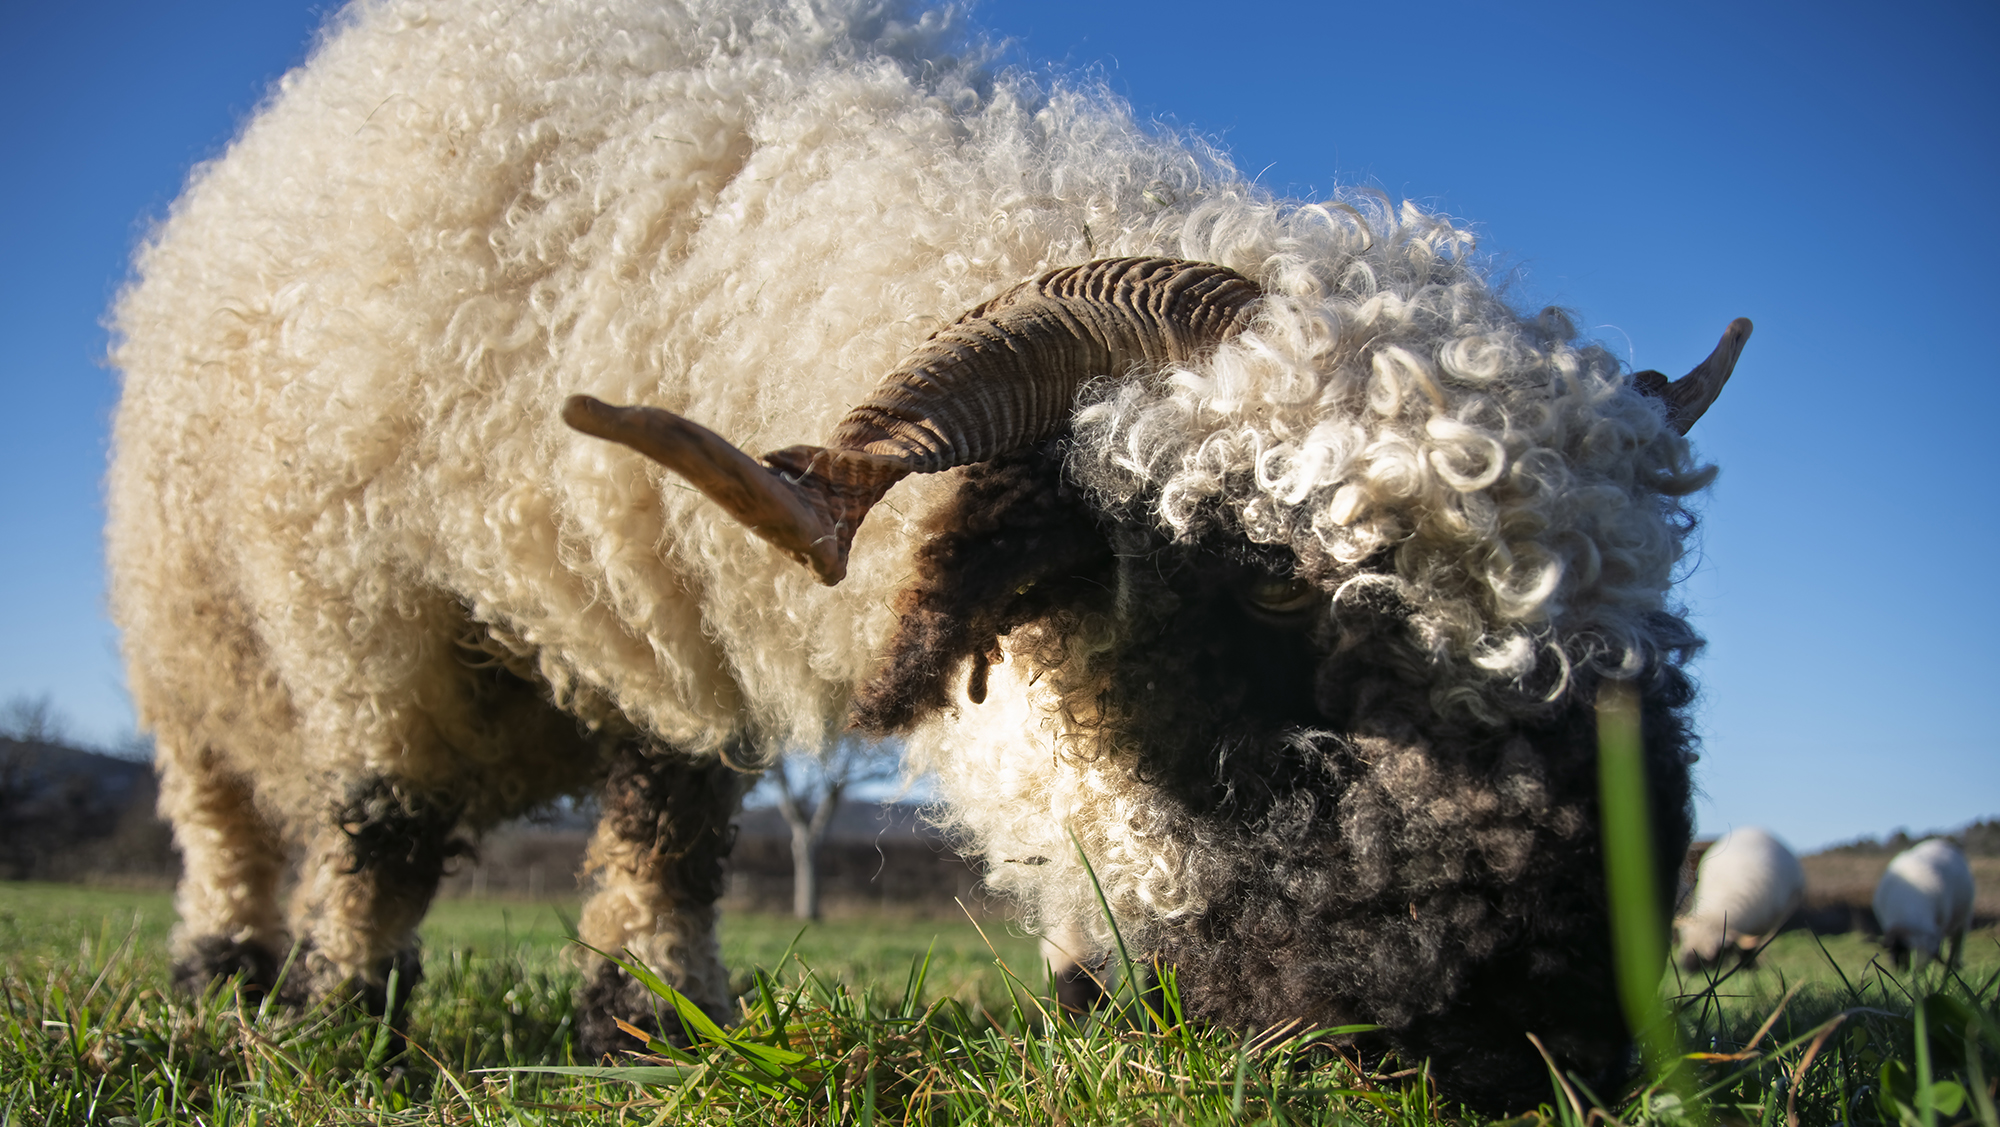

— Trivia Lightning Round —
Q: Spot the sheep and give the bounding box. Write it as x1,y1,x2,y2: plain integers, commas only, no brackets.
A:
1873,839,1975,970
1674,827,1806,969
106,0,1749,1110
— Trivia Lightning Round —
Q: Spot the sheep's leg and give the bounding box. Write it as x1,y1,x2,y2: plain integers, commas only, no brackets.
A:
575,744,748,1060
1038,921,1169,1019
288,778,464,1030
1040,919,1107,1016
158,741,288,999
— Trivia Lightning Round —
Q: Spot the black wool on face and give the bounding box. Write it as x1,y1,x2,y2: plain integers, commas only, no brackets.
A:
1147,665,1694,1113
853,440,1115,734
860,442,1697,1115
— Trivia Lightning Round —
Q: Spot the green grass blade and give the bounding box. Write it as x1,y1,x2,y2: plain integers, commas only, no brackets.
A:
1915,991,1937,1127
1596,681,1665,1049
754,967,790,1051
902,941,936,1017
1230,1029,1251,1118
484,1063,700,1084
363,962,403,1071
1069,828,1165,1031
1965,1016,1999,1127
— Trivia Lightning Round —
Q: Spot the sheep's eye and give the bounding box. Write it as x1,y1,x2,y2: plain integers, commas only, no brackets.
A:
1241,575,1321,619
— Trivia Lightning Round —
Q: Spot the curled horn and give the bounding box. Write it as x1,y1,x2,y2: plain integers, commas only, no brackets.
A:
564,258,1261,585
1632,317,1753,435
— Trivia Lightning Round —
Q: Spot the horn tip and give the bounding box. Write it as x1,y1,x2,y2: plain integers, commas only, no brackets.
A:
806,522,854,586
812,558,847,586
793,537,849,586
562,394,614,434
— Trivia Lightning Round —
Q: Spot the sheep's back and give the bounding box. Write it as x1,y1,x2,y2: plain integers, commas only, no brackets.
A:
1682,828,1804,937
106,0,1229,774
1874,841,1975,937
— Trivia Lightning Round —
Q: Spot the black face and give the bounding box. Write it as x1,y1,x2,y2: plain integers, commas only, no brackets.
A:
853,439,1700,1115
1079,529,1339,817
852,438,1379,748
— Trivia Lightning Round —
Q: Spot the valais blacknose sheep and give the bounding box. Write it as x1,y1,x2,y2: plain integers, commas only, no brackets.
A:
1675,827,1805,969
1874,839,1976,970
107,0,1751,1109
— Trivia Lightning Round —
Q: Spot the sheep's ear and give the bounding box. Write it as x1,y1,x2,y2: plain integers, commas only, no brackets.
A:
851,445,1114,734
1632,317,1753,434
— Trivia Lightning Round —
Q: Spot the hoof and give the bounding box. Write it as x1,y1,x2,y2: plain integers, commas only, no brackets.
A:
1053,962,1107,1017
574,961,726,1061
354,947,425,1027
171,936,283,1003
305,947,425,1063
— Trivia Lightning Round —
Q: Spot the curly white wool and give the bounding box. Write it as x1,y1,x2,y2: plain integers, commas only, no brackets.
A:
911,649,1217,953
110,0,1206,822
1072,196,1715,720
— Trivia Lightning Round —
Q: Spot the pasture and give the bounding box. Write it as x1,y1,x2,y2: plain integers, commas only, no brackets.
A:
2,883,1996,1125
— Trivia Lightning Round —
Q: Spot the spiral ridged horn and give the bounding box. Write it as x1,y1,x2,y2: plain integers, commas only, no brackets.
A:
564,257,1261,585
1633,317,1753,435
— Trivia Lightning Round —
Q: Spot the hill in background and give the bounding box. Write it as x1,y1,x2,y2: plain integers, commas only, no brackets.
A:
0,737,170,883
0,738,979,915
5,738,1992,929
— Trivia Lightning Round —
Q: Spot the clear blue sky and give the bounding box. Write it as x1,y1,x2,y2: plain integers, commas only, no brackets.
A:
2,0,1995,851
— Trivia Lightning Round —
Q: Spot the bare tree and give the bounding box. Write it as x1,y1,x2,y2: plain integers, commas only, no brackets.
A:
767,741,898,920
0,692,70,745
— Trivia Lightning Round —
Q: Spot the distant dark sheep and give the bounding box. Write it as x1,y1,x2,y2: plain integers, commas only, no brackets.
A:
108,0,1746,1110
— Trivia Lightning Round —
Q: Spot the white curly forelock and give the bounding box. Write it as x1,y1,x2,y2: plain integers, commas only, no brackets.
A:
1074,196,1717,717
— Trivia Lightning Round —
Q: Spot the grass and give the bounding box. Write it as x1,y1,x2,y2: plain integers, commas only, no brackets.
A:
1,882,1995,1125
1656,932,2000,1127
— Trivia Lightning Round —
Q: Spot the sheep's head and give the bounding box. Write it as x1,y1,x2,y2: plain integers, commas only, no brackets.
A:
1674,915,1731,969
564,254,1745,723
565,254,1751,1110
1882,925,1941,971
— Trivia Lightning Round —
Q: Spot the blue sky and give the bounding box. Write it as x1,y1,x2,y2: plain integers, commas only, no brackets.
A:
2,0,1995,851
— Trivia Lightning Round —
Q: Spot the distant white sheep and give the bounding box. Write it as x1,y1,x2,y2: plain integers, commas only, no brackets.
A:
1873,839,1975,970
1676,827,1805,969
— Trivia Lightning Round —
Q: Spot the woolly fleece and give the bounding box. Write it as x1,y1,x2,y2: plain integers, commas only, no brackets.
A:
108,0,1723,1108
